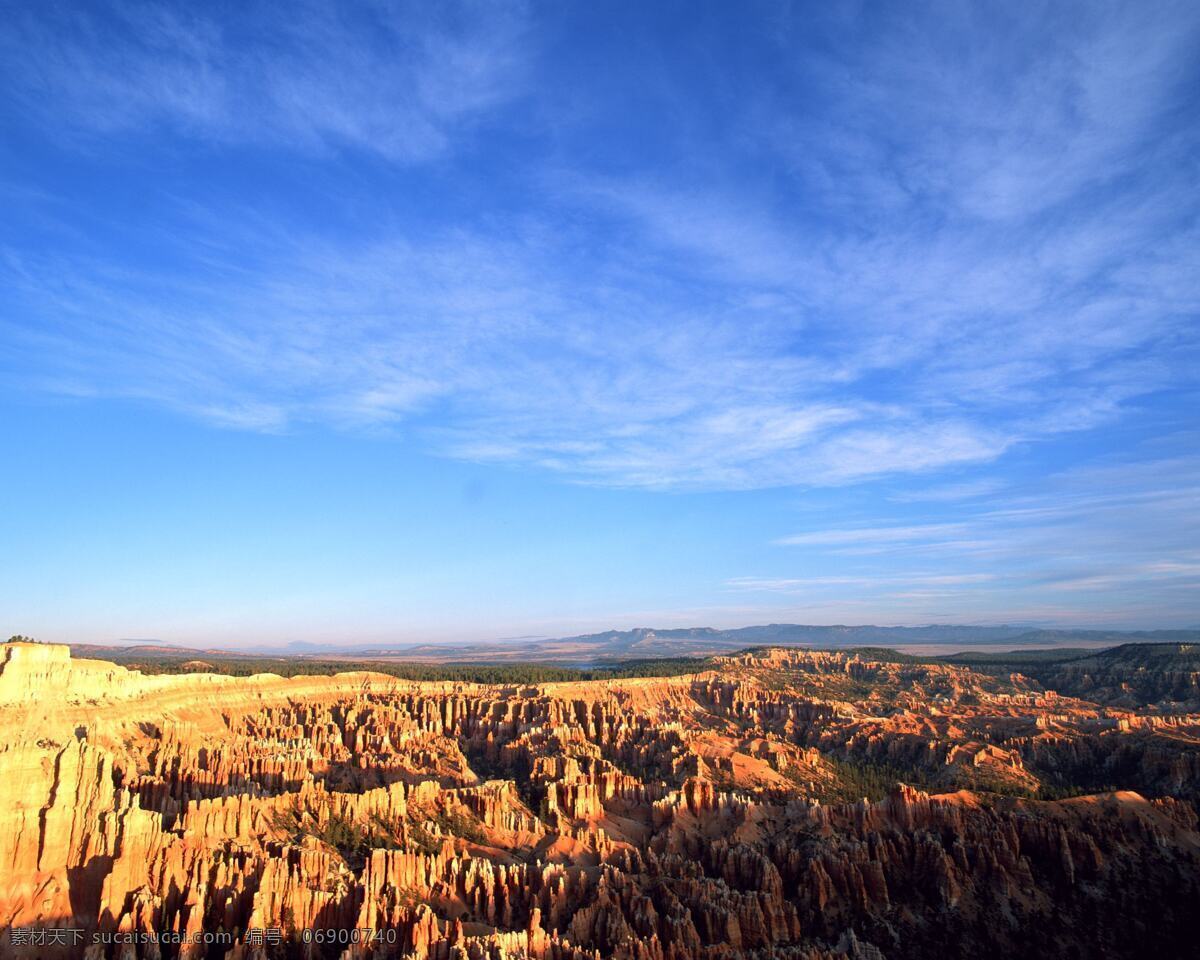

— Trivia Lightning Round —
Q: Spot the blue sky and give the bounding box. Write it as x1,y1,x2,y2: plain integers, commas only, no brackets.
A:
1,1,1197,647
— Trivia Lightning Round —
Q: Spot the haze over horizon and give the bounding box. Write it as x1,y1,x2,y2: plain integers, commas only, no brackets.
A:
2,1,1198,646
76,621,1200,659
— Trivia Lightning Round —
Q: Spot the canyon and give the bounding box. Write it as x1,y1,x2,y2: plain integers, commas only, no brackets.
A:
2,640,1199,959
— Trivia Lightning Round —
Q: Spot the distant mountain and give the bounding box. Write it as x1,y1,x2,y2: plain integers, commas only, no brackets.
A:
67,624,1200,665
325,624,1200,663
566,623,1030,650
68,642,264,659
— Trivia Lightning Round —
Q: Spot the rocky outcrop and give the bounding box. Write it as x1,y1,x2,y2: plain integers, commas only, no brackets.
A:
2,643,1199,959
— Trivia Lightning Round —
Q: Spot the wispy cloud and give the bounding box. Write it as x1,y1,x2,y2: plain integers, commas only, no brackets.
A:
889,480,1006,503
727,573,995,592
0,0,1197,498
0,1,530,161
774,524,969,547
759,452,1200,625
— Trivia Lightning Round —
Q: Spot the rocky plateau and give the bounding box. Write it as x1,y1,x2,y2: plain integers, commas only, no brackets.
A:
2,641,1199,960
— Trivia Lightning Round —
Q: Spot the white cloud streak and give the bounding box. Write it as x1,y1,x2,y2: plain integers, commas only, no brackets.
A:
0,1,1197,495
0,1,530,161
759,453,1200,625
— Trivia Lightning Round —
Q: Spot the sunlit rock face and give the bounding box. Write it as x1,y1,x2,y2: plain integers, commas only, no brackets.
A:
2,641,1199,959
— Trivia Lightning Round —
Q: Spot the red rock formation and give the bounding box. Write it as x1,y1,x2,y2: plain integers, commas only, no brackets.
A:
2,642,1199,959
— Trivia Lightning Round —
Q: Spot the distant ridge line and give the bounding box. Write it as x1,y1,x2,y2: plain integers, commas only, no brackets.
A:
59,623,1200,664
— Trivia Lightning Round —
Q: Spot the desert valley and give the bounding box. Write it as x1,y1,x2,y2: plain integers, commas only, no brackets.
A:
3,638,1199,959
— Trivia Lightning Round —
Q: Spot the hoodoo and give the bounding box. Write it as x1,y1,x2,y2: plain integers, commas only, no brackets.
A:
2,642,1199,958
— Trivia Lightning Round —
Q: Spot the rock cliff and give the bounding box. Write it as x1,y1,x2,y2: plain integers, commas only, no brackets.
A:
2,642,1198,959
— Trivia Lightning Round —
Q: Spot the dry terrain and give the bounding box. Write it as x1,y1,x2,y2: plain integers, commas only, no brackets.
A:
2,641,1199,959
